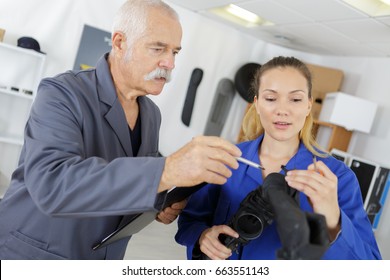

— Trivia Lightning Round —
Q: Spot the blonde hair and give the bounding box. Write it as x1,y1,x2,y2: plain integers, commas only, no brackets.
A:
240,56,328,157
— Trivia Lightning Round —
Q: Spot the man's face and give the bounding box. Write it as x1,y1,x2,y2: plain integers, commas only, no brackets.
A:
122,9,182,96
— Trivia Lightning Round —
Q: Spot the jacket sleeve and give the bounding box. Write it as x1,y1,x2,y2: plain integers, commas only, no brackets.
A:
324,164,382,259
22,77,164,218
175,183,221,258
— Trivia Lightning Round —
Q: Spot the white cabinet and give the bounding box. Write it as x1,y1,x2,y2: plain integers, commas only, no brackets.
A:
0,42,46,197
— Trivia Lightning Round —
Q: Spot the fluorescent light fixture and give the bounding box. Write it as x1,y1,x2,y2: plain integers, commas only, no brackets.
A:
208,4,273,28
379,0,390,6
226,4,260,24
343,0,390,16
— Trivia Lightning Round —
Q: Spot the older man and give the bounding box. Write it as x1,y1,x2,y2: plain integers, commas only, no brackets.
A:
0,0,241,259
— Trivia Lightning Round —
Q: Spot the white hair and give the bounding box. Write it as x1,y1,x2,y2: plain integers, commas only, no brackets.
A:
144,67,172,83
111,0,179,58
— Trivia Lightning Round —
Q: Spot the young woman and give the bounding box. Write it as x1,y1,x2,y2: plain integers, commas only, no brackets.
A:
175,56,381,260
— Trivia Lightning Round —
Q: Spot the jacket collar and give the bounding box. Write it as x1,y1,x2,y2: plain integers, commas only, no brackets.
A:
245,135,264,185
94,53,158,157
244,135,308,184
95,53,132,156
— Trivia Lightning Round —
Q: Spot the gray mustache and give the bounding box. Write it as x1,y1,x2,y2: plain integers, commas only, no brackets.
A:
144,68,172,82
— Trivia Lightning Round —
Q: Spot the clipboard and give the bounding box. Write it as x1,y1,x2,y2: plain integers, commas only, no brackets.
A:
92,182,206,250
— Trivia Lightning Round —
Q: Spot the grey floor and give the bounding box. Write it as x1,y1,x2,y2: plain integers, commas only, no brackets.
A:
124,220,187,260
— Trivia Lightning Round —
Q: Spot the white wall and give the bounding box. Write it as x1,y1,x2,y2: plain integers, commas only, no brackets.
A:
0,0,125,77
1,0,389,259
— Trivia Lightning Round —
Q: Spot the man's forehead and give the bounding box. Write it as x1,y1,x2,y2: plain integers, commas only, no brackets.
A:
148,41,181,50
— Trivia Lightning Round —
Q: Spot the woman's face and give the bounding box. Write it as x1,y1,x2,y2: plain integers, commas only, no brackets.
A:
254,66,312,143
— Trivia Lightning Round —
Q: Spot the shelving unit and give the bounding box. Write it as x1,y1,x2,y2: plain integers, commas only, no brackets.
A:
0,42,46,198
312,119,352,152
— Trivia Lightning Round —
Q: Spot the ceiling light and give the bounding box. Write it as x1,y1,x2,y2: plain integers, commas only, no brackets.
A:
343,0,390,16
208,4,273,28
379,0,390,6
226,4,261,24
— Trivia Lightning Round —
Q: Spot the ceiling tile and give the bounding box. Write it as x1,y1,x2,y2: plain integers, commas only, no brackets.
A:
367,42,390,56
244,28,304,47
376,16,390,26
167,0,245,11
279,23,357,44
271,0,369,21
237,0,312,24
325,18,390,42
167,0,390,57
318,42,386,56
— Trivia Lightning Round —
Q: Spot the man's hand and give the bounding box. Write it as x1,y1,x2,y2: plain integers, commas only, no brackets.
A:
159,136,241,192
156,200,187,224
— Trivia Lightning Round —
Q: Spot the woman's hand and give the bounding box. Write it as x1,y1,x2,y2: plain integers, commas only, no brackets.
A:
285,160,341,240
199,225,239,260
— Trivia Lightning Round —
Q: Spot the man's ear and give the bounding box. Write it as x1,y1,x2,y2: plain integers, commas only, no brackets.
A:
112,32,126,53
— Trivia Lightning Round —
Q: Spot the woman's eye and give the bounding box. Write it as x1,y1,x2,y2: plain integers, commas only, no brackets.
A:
292,98,302,102
265,98,276,102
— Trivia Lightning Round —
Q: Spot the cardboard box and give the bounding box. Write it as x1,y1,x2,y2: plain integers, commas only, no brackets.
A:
0,28,5,42
306,63,344,119
307,63,344,95
311,99,323,120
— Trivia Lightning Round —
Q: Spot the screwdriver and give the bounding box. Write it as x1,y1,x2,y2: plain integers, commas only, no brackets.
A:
236,156,265,170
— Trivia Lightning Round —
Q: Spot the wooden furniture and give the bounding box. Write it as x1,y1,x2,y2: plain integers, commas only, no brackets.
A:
312,120,352,152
